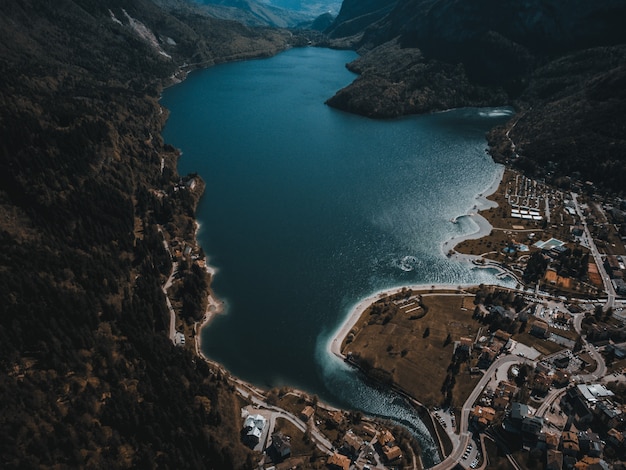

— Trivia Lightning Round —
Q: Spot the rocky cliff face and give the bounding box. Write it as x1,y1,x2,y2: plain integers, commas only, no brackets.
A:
325,0,626,193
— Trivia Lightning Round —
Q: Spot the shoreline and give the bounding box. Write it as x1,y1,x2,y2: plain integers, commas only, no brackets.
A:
441,163,503,260
327,283,476,361
193,220,225,361
329,163,505,361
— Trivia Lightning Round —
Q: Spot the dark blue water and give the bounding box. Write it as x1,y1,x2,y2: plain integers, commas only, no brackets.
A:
161,47,514,464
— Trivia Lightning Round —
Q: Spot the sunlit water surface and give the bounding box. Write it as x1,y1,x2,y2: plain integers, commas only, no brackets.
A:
161,47,515,465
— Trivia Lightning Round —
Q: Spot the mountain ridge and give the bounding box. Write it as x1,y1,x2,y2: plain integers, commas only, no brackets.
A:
324,0,626,194
0,1,298,467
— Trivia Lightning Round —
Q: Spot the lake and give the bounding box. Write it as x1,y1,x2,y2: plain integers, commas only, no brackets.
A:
161,47,515,464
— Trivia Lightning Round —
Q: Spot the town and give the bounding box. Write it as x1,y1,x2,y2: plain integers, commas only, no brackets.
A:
157,166,626,470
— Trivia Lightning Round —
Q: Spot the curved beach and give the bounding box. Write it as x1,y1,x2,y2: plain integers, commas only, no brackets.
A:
328,163,505,360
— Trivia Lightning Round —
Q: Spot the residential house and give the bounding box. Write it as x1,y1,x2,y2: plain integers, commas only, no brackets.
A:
378,429,395,447
300,405,315,422
545,432,560,450
329,410,344,427
605,256,621,277
493,396,510,411
383,445,403,462
607,428,626,449
471,406,496,427
362,424,377,438
553,355,570,369
578,430,603,458
327,452,350,470
552,370,571,388
455,337,473,358
594,400,624,429
560,431,580,457
573,456,606,469
531,320,550,339
243,414,266,446
341,430,362,458
494,329,513,344
270,432,291,460
546,449,563,470
521,416,544,440
532,372,552,395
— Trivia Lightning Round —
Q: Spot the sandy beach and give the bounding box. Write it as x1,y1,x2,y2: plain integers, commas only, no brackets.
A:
441,163,503,258
328,164,506,361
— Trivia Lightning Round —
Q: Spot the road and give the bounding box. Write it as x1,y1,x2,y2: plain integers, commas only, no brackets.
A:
234,383,334,455
571,192,616,311
536,388,567,417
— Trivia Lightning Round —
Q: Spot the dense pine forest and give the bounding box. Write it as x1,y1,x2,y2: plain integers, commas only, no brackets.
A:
0,0,298,467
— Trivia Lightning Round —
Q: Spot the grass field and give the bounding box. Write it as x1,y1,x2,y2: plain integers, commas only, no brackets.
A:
343,291,482,408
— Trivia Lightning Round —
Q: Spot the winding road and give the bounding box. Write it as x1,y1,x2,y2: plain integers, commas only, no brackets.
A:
571,192,616,311
430,355,533,469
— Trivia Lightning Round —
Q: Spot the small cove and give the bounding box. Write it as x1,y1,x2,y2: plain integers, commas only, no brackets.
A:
160,47,515,464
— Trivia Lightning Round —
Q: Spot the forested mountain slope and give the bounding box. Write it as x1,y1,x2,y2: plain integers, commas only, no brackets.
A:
325,0,626,194
0,0,294,467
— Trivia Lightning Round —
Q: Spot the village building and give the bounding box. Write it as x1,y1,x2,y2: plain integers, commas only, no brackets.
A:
577,430,603,458
383,445,403,462
510,402,530,422
607,428,626,449
491,306,517,321
594,400,624,429
546,449,563,470
532,371,552,395
454,336,474,358
174,331,185,347
521,416,544,441
471,406,496,426
561,431,580,457
506,402,532,433
341,430,362,458
531,320,550,338
327,452,350,470
362,424,377,438
269,432,291,460
545,432,560,450
300,405,315,422
378,429,396,447
491,381,518,410
242,414,266,447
